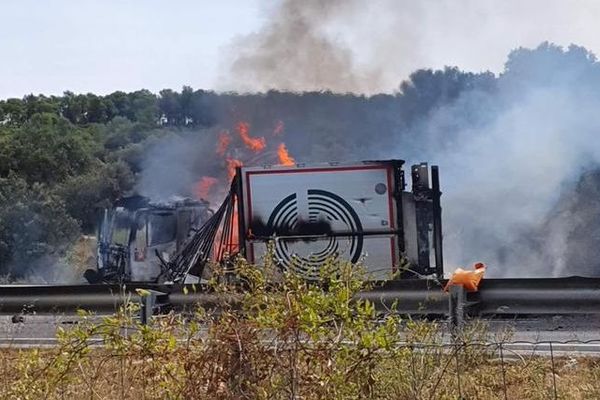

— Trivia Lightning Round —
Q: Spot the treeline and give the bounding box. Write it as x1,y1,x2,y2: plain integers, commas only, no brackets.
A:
0,68,489,129
0,88,217,127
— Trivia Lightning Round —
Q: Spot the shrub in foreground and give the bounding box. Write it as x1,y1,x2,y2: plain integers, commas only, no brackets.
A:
1,257,599,399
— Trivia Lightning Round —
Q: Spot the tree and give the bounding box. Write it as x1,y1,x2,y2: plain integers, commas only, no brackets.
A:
60,91,88,124
106,91,134,121
86,94,109,123
503,42,598,88
398,67,495,123
56,161,134,233
129,89,159,125
0,174,79,276
158,89,181,125
190,89,217,127
179,85,194,124
1,98,25,125
23,94,59,119
6,113,94,184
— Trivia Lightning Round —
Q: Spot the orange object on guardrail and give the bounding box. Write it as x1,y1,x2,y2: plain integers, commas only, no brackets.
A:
444,262,486,292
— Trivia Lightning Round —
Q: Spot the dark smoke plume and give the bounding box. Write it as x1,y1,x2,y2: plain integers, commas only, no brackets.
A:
222,0,383,93
222,0,600,94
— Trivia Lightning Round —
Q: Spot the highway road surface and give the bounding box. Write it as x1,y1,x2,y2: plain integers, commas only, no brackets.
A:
2,313,600,356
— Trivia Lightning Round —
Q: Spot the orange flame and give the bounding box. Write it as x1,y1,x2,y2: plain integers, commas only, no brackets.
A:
273,120,284,136
277,143,295,166
216,130,231,157
236,121,266,153
195,176,218,199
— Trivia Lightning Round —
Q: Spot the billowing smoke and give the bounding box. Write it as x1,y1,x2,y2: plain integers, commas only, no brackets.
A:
137,130,219,202
408,44,600,276
222,0,378,93
222,0,600,94
137,121,296,204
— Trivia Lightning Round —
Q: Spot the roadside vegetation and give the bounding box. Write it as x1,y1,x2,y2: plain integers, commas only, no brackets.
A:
1,257,599,399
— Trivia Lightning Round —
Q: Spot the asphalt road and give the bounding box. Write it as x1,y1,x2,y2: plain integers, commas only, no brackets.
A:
2,313,600,355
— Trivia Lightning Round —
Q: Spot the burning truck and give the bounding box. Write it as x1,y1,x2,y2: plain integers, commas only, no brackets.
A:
85,196,213,284
87,159,443,284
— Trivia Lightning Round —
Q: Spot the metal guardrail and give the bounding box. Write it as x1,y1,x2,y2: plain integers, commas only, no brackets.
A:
476,277,600,314
1,277,600,317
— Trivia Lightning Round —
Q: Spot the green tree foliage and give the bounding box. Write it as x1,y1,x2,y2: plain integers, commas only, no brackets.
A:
1,98,26,125
56,161,135,233
0,174,79,275
0,90,169,274
1,113,94,184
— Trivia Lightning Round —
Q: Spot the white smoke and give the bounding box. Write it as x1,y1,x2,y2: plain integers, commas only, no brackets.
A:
222,0,600,94
407,45,600,277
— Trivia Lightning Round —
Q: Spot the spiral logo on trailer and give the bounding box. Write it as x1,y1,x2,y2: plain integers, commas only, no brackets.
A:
266,189,364,279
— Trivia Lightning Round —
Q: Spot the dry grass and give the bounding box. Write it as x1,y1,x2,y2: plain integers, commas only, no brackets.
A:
1,337,600,399
65,235,97,276
1,257,599,399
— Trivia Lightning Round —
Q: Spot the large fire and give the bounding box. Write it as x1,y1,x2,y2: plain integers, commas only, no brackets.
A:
195,119,295,260
277,143,295,166
195,176,218,200
236,121,266,153
195,119,295,201
216,130,231,157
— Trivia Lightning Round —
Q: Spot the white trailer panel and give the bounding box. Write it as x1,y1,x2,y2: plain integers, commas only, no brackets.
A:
241,163,400,279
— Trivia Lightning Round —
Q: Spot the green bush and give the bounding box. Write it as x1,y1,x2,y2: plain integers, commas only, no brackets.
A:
0,174,79,276
2,256,587,400
4,257,408,399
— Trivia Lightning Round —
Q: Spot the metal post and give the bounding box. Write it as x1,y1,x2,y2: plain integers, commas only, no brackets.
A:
235,167,247,258
392,161,406,275
431,166,444,277
449,285,466,338
411,163,432,274
499,343,508,400
139,289,167,325
549,342,558,399
140,292,154,325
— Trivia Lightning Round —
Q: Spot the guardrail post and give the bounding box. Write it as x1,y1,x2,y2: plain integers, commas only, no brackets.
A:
449,285,466,337
139,290,168,325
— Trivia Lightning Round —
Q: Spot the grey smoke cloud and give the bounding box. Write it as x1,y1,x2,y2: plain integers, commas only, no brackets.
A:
136,129,225,203
404,45,600,277
223,0,369,93
222,0,600,94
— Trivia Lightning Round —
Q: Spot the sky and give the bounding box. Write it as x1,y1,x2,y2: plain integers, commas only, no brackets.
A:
0,0,264,98
3,0,600,98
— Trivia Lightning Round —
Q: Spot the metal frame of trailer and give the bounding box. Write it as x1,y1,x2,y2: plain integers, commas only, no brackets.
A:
234,160,443,279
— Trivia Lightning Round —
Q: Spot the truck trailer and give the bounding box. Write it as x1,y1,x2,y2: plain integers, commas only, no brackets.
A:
89,159,443,284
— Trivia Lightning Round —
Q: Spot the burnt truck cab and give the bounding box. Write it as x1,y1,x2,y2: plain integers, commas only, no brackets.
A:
85,196,212,284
